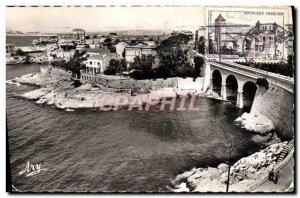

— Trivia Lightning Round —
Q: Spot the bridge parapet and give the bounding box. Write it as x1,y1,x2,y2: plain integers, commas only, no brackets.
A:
209,61,294,108
217,61,294,92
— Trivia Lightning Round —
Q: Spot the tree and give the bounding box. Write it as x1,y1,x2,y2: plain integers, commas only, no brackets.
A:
194,56,205,76
208,39,216,54
195,36,206,55
68,50,87,79
15,49,25,56
50,59,69,69
284,55,294,77
235,54,294,78
154,66,173,79
128,55,156,79
256,78,269,90
156,34,193,77
104,58,127,75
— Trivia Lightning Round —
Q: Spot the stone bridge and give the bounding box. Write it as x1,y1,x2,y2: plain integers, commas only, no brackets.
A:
208,61,294,108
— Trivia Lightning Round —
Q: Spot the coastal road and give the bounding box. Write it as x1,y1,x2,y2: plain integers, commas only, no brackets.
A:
251,158,294,192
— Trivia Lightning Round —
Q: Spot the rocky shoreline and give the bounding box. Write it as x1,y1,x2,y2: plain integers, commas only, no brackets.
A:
9,68,209,111
169,141,289,192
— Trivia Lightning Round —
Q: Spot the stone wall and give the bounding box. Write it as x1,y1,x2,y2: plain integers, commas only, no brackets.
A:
251,83,294,140
80,74,206,92
131,78,177,90
177,77,204,90
41,66,72,78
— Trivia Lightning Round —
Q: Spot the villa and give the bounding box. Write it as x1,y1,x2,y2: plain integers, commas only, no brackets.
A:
83,48,117,75
124,43,157,63
57,29,86,50
6,44,15,57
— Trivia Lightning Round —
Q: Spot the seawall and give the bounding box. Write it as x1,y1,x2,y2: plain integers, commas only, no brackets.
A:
81,72,205,91
204,62,294,140
251,82,294,140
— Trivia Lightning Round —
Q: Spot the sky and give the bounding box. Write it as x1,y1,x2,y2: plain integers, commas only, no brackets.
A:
6,6,206,33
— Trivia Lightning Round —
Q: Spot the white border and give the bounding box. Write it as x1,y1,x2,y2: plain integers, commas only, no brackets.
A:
1,0,299,198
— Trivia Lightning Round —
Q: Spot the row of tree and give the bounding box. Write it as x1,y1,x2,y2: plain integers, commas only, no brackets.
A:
235,55,294,77
104,55,205,80
103,34,205,80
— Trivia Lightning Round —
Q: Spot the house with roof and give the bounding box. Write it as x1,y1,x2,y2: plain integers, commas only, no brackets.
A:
6,44,15,57
124,42,157,63
83,48,117,74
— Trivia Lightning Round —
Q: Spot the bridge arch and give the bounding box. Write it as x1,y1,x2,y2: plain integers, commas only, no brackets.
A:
225,75,239,105
209,63,260,109
211,69,222,96
242,81,257,111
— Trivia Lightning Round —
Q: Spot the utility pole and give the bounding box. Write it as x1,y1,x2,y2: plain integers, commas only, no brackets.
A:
226,142,233,192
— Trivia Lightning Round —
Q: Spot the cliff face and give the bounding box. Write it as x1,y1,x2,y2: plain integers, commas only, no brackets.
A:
251,83,294,140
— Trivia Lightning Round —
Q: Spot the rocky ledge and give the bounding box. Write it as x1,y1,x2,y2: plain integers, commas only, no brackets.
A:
235,112,275,134
169,141,288,192
9,68,207,111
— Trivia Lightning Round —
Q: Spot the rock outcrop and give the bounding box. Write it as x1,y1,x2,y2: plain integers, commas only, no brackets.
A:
235,112,275,134
12,68,206,111
170,142,288,192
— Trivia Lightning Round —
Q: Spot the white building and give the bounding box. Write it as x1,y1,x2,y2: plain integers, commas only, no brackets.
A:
83,48,117,74
124,43,157,63
6,44,15,57
84,54,106,74
115,42,128,58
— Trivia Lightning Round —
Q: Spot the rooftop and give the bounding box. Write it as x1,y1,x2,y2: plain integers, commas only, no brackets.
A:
88,54,104,60
85,48,110,55
215,14,226,22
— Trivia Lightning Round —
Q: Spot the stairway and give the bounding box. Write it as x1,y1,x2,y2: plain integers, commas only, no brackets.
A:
277,139,294,163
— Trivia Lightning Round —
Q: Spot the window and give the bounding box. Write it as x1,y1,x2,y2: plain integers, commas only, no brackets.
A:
90,61,92,65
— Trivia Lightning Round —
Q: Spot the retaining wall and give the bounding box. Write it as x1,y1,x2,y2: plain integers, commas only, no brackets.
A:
251,83,294,140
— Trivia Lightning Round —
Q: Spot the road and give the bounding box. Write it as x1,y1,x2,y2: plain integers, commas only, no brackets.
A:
252,157,294,192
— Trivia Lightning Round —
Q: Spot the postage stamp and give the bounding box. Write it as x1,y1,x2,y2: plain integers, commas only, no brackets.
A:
242,23,290,63
205,6,293,63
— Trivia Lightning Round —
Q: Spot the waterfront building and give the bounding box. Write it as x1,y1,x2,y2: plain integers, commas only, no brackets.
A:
84,54,106,74
46,43,59,51
84,48,117,74
57,29,86,49
72,29,86,44
6,44,15,57
32,36,58,46
48,49,75,61
18,46,46,55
